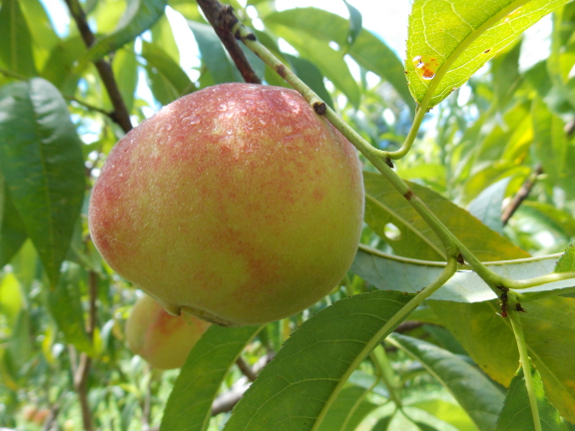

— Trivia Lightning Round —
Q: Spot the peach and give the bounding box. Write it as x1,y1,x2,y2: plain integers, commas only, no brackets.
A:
89,83,364,326
126,294,210,369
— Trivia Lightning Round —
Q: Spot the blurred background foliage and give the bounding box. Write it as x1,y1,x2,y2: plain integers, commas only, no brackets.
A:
0,0,575,430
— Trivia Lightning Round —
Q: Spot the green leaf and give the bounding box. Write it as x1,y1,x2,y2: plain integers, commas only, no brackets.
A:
264,23,360,108
142,41,195,105
555,245,575,273
406,0,571,107
363,171,530,261
264,8,414,111
0,174,3,231
388,333,504,431
0,0,37,76
188,20,242,84
430,296,575,423
86,0,168,61
47,262,93,354
19,0,60,70
0,182,28,267
408,399,478,431
546,4,575,111
240,43,266,80
520,202,575,239
6,308,32,371
491,39,522,111
0,78,86,286
467,177,512,234
532,97,575,200
151,13,180,63
121,399,139,431
285,54,334,110
347,370,389,398
423,325,467,355
316,386,377,431
41,35,87,94
111,44,138,113
495,366,563,431
343,0,362,48
0,272,24,325
160,325,263,431
223,291,414,431
372,416,393,431
414,421,441,431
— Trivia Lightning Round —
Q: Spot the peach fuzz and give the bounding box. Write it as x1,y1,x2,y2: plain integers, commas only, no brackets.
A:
126,294,210,369
89,83,364,326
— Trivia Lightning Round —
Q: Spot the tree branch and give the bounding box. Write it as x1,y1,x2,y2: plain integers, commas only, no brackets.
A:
66,95,114,117
64,0,132,133
236,356,257,382
196,0,261,84
501,164,543,226
68,271,99,431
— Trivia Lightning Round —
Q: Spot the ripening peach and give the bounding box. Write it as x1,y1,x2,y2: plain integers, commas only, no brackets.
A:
126,294,210,369
89,83,364,326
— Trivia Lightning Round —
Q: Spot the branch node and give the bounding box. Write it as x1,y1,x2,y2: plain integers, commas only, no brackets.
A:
455,252,465,265
275,64,287,78
313,101,327,115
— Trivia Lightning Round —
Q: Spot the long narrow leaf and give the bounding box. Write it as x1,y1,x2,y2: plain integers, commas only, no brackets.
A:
0,78,85,286
353,248,575,303
0,184,28,267
388,333,504,431
86,0,167,61
0,0,37,76
316,386,377,431
160,325,263,431
47,262,93,354
495,367,564,431
223,291,414,431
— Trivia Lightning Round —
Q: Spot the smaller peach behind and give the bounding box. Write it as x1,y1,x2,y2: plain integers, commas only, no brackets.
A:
126,293,211,369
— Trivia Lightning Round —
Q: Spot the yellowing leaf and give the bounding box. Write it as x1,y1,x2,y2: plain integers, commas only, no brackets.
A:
407,0,571,107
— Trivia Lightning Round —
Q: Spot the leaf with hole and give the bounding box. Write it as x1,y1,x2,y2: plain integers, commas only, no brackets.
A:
407,0,572,107
363,171,529,261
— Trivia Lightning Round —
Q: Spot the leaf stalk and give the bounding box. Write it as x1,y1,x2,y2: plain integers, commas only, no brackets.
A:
509,313,542,431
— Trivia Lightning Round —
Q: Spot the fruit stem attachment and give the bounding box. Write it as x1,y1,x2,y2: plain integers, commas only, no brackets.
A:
509,312,542,431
